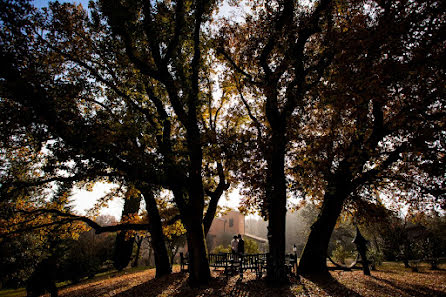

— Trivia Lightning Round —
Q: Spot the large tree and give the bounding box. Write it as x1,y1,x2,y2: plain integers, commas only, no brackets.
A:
295,0,445,275
219,0,444,280
1,0,230,285
219,0,334,282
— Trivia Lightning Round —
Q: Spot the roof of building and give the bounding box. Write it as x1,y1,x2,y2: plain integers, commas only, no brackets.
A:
243,233,267,243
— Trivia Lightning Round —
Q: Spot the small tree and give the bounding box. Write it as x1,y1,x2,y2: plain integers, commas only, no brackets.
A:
331,242,354,265
244,239,260,254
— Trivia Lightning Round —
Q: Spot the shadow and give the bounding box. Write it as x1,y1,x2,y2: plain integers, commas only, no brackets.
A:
362,278,408,297
227,279,251,297
110,271,250,297
304,274,364,297
371,275,446,297
431,268,446,271
158,272,233,297
113,272,189,297
225,277,296,297
160,272,298,297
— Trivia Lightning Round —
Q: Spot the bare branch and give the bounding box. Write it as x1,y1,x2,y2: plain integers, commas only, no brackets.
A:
217,48,259,85
235,79,262,138
7,208,151,236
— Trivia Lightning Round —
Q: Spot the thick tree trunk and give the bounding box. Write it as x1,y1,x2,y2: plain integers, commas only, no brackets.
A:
180,125,212,286
299,180,350,276
142,187,172,278
185,219,211,286
114,189,141,271
169,181,211,286
266,131,288,284
113,231,135,271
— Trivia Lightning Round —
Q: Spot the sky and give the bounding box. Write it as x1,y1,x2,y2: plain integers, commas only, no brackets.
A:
33,0,89,9
70,182,242,220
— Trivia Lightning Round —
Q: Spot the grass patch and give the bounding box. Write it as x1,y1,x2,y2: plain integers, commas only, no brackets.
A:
378,260,446,272
0,288,26,297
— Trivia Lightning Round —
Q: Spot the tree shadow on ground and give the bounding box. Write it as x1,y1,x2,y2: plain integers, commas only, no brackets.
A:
168,272,232,297
113,272,190,297
303,274,364,297
114,270,298,297
164,272,296,297
370,275,446,297
225,277,296,297
113,270,234,297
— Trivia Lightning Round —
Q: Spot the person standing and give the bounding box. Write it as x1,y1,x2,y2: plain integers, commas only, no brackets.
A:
237,234,245,255
231,235,238,255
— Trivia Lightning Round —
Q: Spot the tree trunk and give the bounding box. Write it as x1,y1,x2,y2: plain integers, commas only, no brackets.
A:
132,237,143,268
113,231,135,271
141,187,172,278
148,241,153,267
357,245,371,276
113,188,141,271
299,180,350,276
265,131,288,284
169,183,211,286
185,219,211,286
181,127,212,286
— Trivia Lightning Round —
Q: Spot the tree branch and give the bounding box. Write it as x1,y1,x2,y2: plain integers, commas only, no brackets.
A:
10,208,151,235
352,144,406,189
217,48,259,85
163,0,185,63
203,161,229,235
235,79,262,138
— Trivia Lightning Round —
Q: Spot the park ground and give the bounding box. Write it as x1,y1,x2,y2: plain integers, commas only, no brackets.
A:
1,262,445,297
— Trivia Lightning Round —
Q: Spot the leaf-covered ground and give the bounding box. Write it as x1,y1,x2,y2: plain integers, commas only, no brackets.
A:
8,262,446,297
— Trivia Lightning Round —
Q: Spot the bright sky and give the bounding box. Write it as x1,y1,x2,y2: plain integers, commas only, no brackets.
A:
71,183,242,220
70,183,123,218
33,0,89,9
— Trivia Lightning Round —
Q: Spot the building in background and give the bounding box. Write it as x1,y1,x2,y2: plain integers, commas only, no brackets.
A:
206,210,267,252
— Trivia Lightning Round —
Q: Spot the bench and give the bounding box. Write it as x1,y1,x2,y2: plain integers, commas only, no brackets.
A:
239,253,267,279
208,253,233,275
207,253,268,279
181,252,294,279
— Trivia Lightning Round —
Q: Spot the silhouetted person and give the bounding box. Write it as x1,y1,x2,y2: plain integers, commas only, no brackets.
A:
237,234,245,255
26,256,58,297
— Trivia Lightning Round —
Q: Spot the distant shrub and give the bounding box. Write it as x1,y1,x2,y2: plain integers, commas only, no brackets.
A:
367,248,384,270
212,244,231,254
244,239,260,254
331,242,354,264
